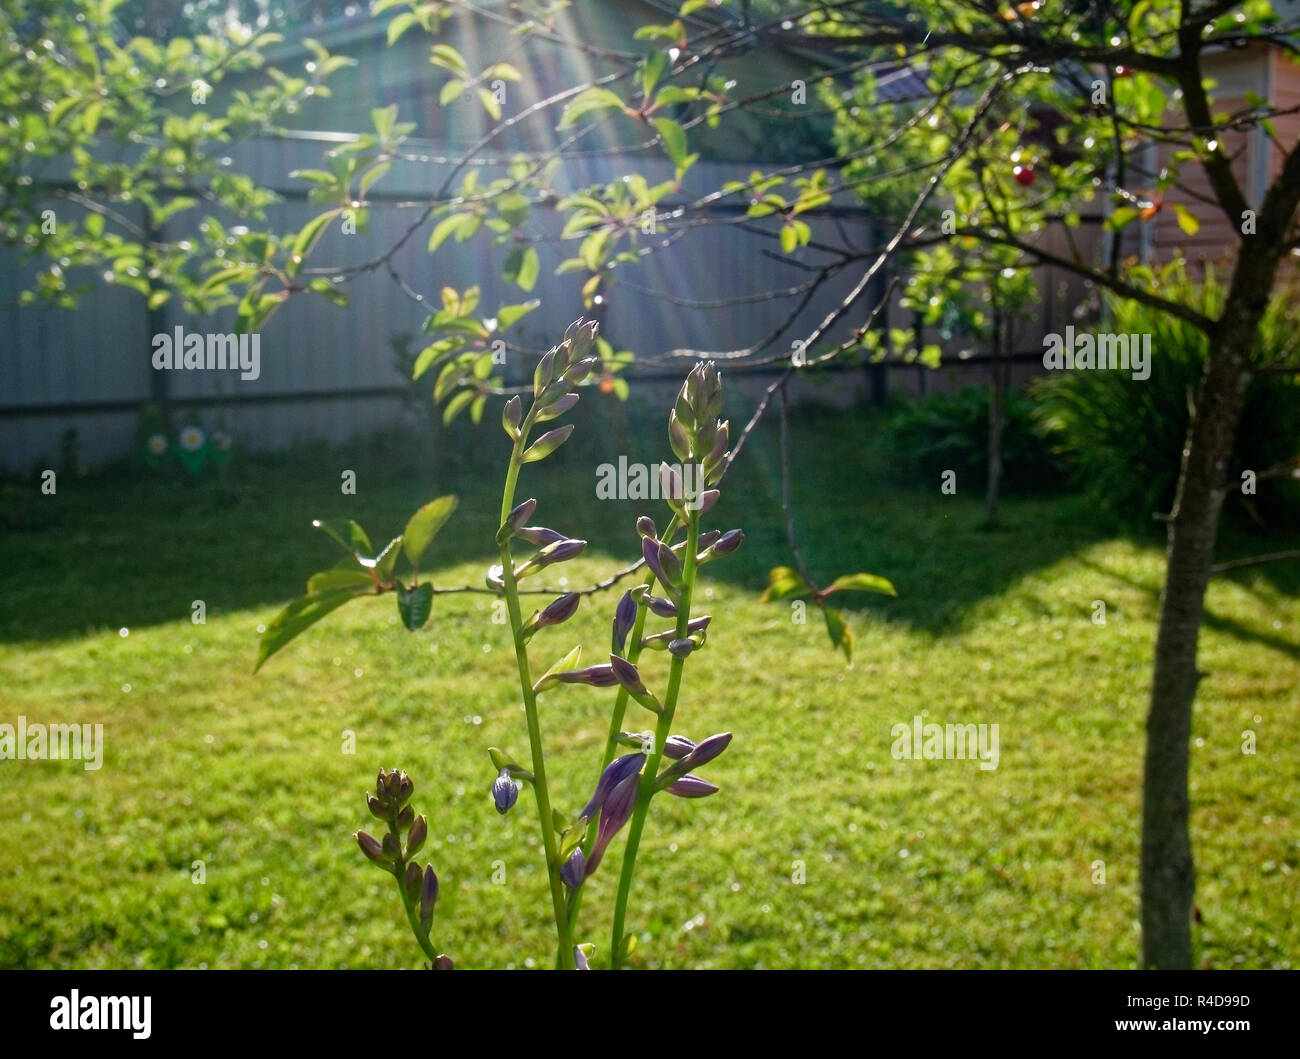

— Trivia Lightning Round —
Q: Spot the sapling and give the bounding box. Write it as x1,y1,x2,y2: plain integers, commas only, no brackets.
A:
257,319,744,969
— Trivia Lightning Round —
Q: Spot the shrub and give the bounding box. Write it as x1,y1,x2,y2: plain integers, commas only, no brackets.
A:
882,385,1066,495
1032,264,1300,529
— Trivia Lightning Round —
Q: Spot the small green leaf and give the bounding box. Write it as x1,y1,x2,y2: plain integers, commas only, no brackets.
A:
503,245,540,291
403,495,459,565
1172,202,1200,236
488,747,520,772
256,586,369,671
427,213,465,253
823,607,854,664
1106,206,1138,232
534,645,582,692
823,572,898,598
306,565,375,594
759,565,812,603
313,519,373,558
557,86,626,129
497,300,540,331
369,536,403,582
397,581,434,631
651,117,687,169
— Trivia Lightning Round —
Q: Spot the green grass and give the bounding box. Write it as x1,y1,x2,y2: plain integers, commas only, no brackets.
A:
1,397,1296,969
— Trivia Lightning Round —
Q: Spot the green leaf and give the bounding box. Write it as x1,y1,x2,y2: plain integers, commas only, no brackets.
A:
443,389,476,424
780,223,798,255
533,645,582,692
759,565,813,603
313,519,373,558
497,300,540,331
255,586,369,671
397,581,434,631
371,104,399,140
386,10,417,45
289,210,336,276
1106,206,1138,232
403,495,459,565
557,87,626,129
823,572,898,598
488,747,521,772
369,536,403,582
477,86,502,121
430,44,469,75
306,566,375,594
439,78,465,106
651,117,687,169
823,607,854,664
642,49,668,99
307,277,349,308
359,160,392,200
503,245,540,291
1172,202,1200,236
427,213,465,253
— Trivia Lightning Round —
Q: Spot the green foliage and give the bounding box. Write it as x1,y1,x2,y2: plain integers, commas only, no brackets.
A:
882,386,1066,495
1034,270,1300,527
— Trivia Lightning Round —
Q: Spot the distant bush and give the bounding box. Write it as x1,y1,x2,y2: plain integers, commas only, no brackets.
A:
1032,265,1300,529
882,385,1066,495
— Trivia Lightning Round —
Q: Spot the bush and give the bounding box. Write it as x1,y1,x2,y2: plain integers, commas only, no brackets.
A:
882,385,1066,495
1032,264,1300,529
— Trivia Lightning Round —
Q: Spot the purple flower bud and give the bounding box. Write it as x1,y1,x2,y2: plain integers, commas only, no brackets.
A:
433,954,454,970
712,529,744,556
573,946,591,971
668,409,692,463
535,391,580,422
578,752,645,822
644,594,677,618
612,590,637,654
665,774,719,798
668,637,695,658
656,540,683,585
557,663,619,687
586,772,641,877
562,355,600,385
515,525,566,548
687,615,712,635
696,530,721,551
539,592,581,628
406,813,428,856
683,731,732,769
502,394,523,437
533,349,556,395
355,830,390,868
608,653,646,692
366,793,385,819
539,538,587,564
382,832,403,861
642,536,668,586
493,769,519,814
636,515,657,539
659,462,684,502
663,734,696,760
419,866,438,933
698,489,720,514
498,498,537,544
560,849,586,889
404,860,422,902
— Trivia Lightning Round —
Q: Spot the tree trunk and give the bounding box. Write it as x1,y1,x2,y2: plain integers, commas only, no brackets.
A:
985,308,1005,521
1140,251,1284,969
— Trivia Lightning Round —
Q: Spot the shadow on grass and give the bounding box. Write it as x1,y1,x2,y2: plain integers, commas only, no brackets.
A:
3,393,1296,645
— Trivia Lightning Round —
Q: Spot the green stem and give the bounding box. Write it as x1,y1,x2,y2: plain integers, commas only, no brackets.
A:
566,515,683,941
499,428,574,970
396,870,440,965
609,511,701,969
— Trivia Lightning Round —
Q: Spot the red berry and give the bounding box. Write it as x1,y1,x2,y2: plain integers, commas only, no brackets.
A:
1013,164,1036,187
1114,65,1132,78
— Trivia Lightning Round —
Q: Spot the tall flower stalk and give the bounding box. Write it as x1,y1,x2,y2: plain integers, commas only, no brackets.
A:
260,320,744,969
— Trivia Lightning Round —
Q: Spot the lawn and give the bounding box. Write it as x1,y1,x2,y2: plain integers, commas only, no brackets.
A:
1,394,1296,969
